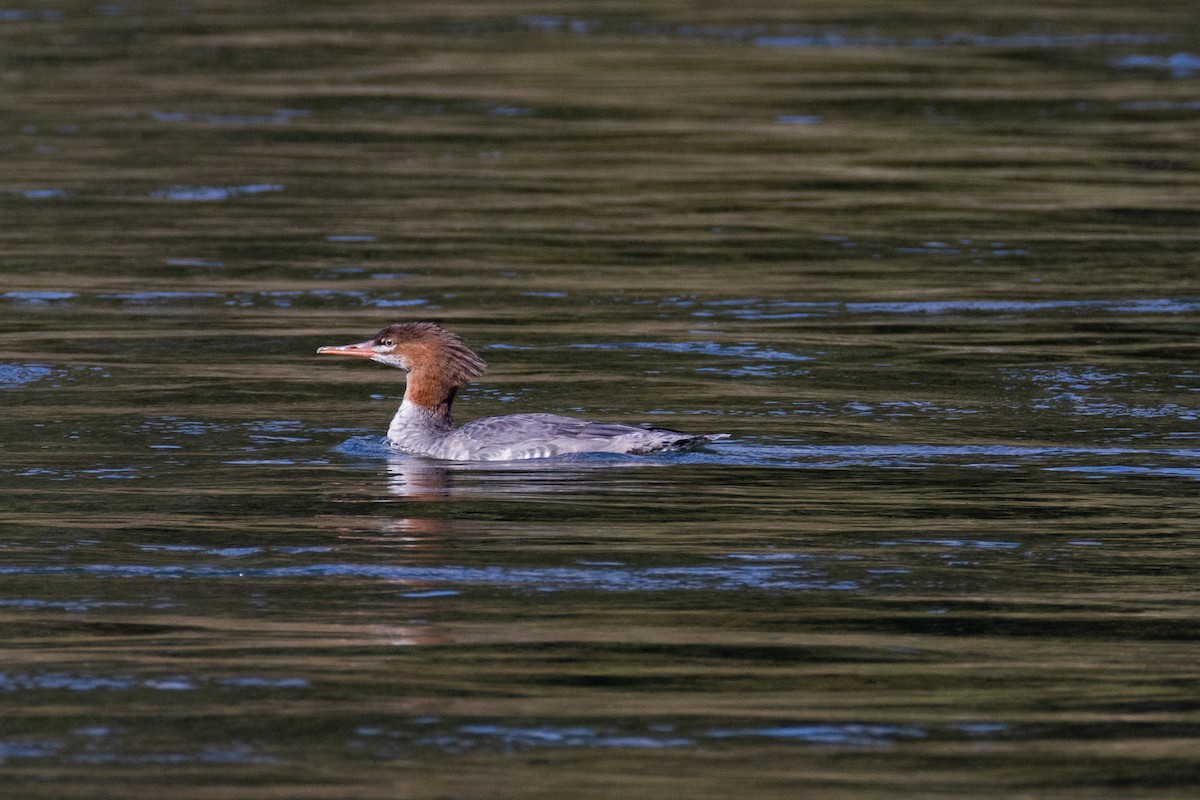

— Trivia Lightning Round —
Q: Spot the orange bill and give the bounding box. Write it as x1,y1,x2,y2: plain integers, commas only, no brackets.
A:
316,340,377,357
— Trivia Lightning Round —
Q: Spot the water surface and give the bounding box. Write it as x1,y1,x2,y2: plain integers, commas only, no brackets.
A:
2,1,1199,797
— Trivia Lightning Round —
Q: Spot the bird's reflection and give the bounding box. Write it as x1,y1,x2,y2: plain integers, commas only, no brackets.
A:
384,455,454,499
384,452,641,498
331,453,644,549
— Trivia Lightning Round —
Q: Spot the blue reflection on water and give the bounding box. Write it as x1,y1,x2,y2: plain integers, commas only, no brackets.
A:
449,723,691,750
0,363,56,388
0,672,310,693
510,16,1172,51
0,740,63,760
0,731,279,765
148,108,310,126
20,188,72,199
707,723,926,745
569,340,810,361
692,296,1200,320
948,722,1010,736
148,184,286,201
0,562,860,592
0,598,138,612
0,291,77,304
879,539,1022,550
1112,52,1200,79
1046,464,1200,479
350,716,1008,755
354,721,696,754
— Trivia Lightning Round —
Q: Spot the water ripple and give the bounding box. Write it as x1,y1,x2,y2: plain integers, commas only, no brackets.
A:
351,716,1006,757
691,296,1200,320
707,723,926,745
0,562,859,592
699,442,1200,476
148,183,285,201
147,108,310,126
0,732,280,766
0,291,77,304
0,288,431,312
508,17,1173,51
1112,52,1200,79
0,672,309,693
569,340,810,361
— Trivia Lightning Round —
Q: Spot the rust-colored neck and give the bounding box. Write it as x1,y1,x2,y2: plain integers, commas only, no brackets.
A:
404,368,458,425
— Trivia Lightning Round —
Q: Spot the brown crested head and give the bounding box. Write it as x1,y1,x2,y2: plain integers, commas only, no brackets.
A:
318,322,487,387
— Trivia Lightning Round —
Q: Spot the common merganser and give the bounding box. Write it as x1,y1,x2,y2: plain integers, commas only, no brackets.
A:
317,322,729,461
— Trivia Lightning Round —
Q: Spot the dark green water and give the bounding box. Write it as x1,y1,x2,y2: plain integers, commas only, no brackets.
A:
2,2,1199,797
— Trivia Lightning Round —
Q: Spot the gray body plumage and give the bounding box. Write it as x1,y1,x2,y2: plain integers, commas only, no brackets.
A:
387,401,726,461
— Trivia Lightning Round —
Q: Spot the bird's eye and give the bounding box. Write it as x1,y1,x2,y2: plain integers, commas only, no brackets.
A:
379,339,394,347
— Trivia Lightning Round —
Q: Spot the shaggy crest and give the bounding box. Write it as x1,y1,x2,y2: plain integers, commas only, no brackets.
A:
372,321,487,386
